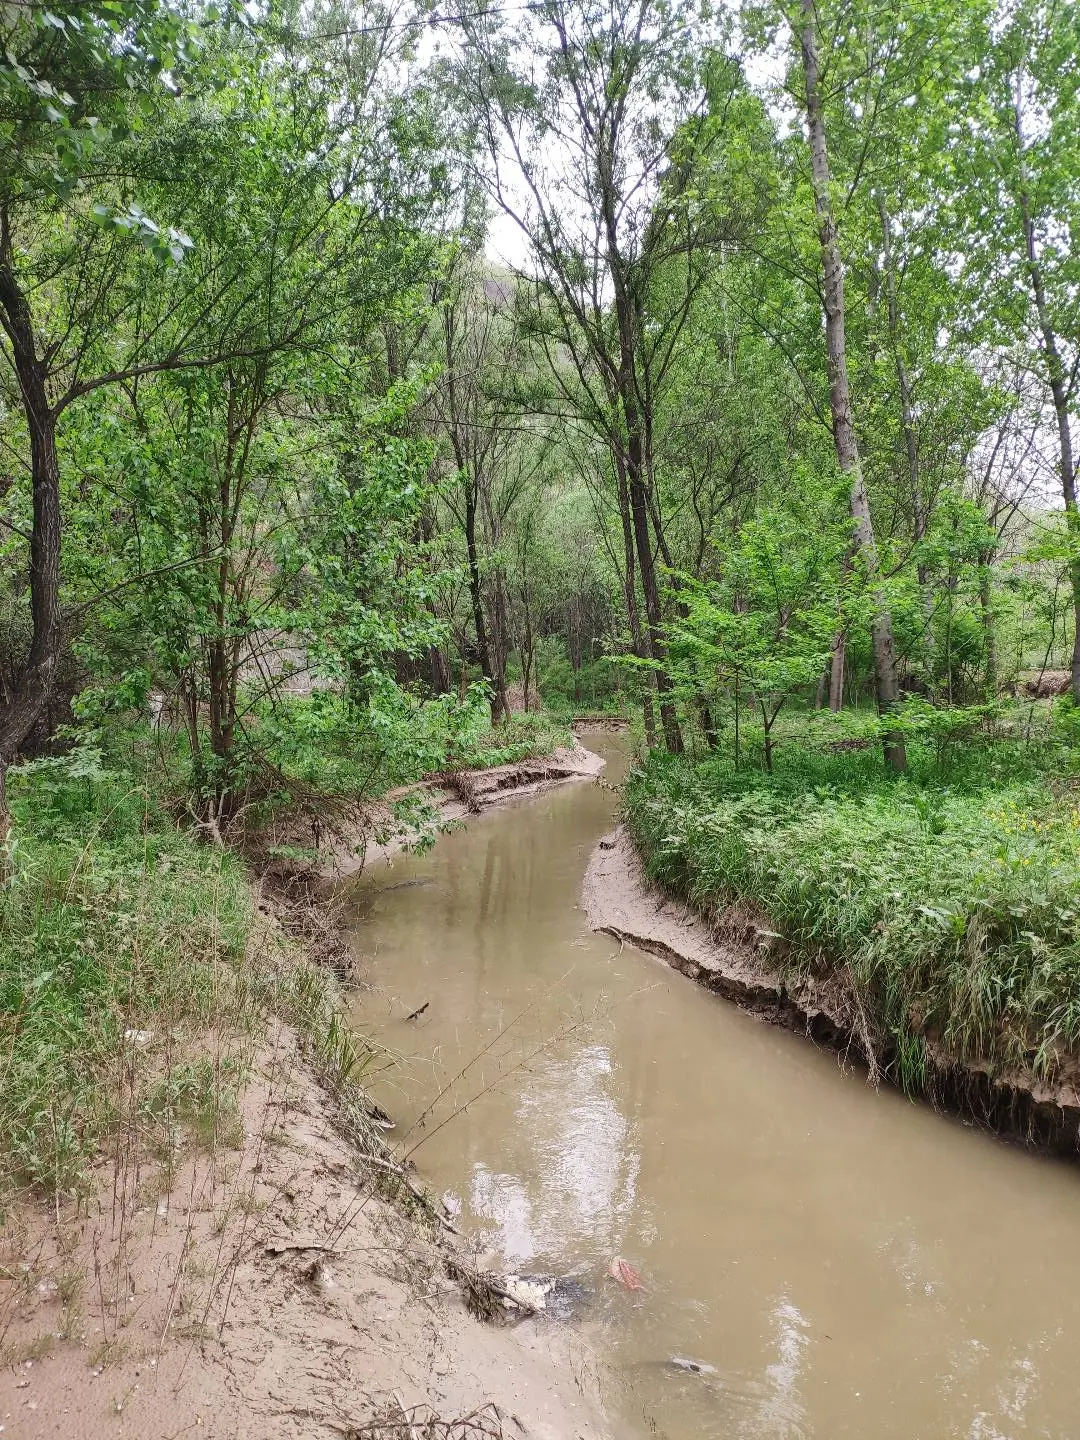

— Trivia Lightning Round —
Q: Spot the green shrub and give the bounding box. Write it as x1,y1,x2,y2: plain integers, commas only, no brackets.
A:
247,680,572,801
454,710,571,768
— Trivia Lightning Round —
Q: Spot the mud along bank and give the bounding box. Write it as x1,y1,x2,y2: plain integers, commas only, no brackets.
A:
0,743,613,1440
254,737,607,883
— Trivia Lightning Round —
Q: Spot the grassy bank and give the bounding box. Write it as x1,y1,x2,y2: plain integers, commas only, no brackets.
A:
626,718,1080,1094
0,700,571,1209
0,754,258,1200
0,752,374,1208
249,687,571,807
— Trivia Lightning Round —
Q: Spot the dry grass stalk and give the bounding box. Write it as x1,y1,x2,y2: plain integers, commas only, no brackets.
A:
347,1398,505,1439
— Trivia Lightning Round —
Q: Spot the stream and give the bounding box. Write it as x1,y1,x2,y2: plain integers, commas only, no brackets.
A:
345,732,1080,1440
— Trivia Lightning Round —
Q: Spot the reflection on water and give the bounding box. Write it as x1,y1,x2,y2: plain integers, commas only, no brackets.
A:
754,1298,809,1438
345,734,1080,1440
467,1041,640,1268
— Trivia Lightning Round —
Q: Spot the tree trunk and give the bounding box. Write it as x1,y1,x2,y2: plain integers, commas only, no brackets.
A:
627,435,682,753
598,120,681,755
760,699,777,773
429,644,451,695
178,673,204,776
488,566,511,721
979,551,998,700
520,603,534,712
0,219,63,764
568,596,583,704
801,4,906,771
878,193,934,690
422,511,451,695
615,460,656,746
1014,110,1080,704
698,698,719,749
203,408,246,816
828,550,851,712
828,629,847,713
464,482,501,723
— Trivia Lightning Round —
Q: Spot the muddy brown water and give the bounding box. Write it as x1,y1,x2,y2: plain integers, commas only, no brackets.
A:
345,734,1080,1440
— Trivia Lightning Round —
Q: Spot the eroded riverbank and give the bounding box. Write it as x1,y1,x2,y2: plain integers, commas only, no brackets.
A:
584,824,1080,1156
345,730,1080,1440
310,736,606,878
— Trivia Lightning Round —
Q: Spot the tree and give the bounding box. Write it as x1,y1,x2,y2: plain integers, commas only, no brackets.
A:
450,0,773,751
2,0,447,819
429,255,540,722
0,0,202,769
949,0,1080,701
670,500,842,769
791,0,906,769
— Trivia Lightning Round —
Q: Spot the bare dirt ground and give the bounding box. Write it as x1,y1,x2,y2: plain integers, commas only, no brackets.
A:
0,1021,608,1440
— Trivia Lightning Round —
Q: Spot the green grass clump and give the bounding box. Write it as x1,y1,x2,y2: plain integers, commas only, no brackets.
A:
626,739,1080,1091
452,710,572,770
0,753,254,1198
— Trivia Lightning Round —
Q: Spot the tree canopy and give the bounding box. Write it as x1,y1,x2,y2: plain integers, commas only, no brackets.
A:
0,0,1076,806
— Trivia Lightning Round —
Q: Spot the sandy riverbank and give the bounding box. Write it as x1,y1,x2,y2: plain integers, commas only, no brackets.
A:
0,747,611,1440
0,1022,608,1439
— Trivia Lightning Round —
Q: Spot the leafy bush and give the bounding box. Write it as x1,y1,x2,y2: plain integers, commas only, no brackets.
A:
251,681,468,796
453,709,571,769
247,679,572,803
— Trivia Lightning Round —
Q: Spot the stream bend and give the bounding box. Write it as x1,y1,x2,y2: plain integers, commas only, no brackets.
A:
346,732,1080,1440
